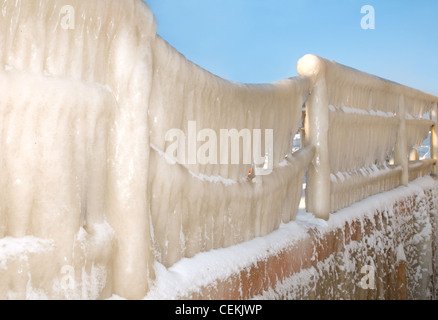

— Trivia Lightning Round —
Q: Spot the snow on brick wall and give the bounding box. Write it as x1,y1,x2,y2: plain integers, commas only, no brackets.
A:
143,176,438,300
254,176,438,300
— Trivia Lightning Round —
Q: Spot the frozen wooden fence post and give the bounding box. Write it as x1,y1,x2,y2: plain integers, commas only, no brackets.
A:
297,54,331,220
395,95,409,186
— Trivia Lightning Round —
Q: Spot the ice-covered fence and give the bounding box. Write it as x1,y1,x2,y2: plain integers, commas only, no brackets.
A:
148,36,314,268
1,0,438,300
0,0,158,299
297,54,438,219
0,0,315,299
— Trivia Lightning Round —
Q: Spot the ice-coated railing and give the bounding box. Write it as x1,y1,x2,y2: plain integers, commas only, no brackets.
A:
0,0,438,300
148,36,314,269
0,0,314,299
297,54,438,219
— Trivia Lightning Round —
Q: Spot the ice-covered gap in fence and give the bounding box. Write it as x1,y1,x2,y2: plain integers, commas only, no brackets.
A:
328,175,438,229
408,159,435,182
414,133,432,160
327,104,434,212
406,118,434,151
331,168,402,209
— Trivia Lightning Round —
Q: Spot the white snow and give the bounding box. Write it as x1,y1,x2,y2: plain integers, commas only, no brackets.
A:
188,170,236,186
150,143,177,165
0,237,54,270
278,159,290,167
144,209,321,300
254,176,438,300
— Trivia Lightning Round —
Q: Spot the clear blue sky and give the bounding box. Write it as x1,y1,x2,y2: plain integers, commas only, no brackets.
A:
145,0,438,96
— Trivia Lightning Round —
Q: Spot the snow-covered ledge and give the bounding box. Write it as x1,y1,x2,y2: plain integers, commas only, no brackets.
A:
141,176,438,300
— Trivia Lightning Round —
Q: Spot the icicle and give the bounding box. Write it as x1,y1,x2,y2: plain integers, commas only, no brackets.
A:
406,119,434,150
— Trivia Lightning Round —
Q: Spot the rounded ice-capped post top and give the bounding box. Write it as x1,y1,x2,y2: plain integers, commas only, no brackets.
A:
297,54,326,78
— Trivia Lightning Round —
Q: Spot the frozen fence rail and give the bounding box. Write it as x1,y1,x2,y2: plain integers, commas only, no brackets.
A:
297,54,438,219
148,37,314,269
0,0,315,299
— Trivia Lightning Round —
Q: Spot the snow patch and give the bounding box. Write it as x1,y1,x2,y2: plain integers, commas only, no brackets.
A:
188,171,236,186
144,209,323,300
396,244,407,263
0,237,54,270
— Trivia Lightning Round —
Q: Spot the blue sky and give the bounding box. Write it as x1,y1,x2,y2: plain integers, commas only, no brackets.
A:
146,0,438,96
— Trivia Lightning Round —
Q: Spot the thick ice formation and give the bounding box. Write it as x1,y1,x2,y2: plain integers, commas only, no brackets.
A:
148,36,313,267
328,106,399,173
406,118,435,150
144,176,438,300
0,0,314,299
0,0,157,299
0,1,437,300
297,54,438,218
